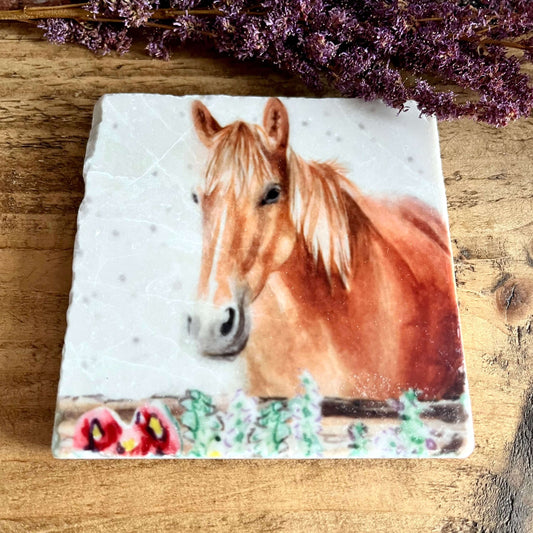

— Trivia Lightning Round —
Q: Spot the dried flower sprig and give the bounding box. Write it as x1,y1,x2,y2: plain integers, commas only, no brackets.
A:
1,0,532,125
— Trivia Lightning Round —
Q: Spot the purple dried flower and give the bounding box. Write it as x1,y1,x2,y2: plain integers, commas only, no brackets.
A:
37,0,533,125
38,19,132,55
146,29,173,59
169,0,202,8
38,18,76,45
85,0,158,27
305,32,339,66
426,438,437,450
172,14,207,41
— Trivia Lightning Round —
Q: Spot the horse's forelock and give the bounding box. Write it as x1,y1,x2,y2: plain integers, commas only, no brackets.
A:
288,150,353,286
204,121,273,198
201,118,354,286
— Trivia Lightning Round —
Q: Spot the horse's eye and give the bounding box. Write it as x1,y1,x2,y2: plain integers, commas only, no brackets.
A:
192,192,199,204
261,186,281,206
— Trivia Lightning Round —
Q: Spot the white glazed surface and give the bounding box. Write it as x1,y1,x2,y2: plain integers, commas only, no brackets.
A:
58,94,447,399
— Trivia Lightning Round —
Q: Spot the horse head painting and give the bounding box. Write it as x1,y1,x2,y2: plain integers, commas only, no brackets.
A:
187,97,464,401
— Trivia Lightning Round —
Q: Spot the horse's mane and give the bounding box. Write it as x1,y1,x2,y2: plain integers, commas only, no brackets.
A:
204,120,356,286
288,150,355,286
204,121,272,197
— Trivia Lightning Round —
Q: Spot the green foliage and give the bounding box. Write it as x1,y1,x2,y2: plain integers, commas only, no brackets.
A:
180,389,222,457
222,389,258,457
398,389,428,456
289,371,323,457
176,380,450,458
347,390,437,458
252,400,291,457
347,422,368,457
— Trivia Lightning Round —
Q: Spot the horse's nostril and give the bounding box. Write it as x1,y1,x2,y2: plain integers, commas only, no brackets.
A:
220,307,236,336
187,315,192,334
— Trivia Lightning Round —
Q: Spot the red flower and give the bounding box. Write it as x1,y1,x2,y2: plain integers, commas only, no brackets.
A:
73,403,181,456
73,407,124,453
118,404,181,456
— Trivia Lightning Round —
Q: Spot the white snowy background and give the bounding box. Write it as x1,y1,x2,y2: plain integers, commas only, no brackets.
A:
58,94,449,399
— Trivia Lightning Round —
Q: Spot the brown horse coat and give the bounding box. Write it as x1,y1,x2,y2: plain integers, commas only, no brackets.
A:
190,97,464,401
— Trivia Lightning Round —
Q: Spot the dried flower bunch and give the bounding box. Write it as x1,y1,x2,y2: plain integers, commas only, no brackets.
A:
2,0,533,125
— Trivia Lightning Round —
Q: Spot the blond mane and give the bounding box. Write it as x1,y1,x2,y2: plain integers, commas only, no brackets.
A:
204,122,272,197
287,150,353,286
204,121,354,286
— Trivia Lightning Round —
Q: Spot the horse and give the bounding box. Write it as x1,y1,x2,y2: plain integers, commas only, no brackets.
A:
187,97,464,401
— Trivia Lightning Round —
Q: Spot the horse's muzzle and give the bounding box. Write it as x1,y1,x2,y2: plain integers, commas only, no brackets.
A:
187,303,250,358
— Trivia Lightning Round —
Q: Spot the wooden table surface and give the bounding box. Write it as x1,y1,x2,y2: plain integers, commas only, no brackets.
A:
0,23,532,533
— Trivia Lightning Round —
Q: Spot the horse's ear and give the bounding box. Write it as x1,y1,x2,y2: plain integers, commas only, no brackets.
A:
192,100,222,147
263,98,289,152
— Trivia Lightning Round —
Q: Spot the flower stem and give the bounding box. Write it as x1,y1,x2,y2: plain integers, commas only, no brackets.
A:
477,37,533,52
0,5,246,22
0,3,264,23
0,3,529,56
0,3,530,56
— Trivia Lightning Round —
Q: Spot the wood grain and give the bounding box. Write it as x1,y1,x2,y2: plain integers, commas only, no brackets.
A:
0,23,532,533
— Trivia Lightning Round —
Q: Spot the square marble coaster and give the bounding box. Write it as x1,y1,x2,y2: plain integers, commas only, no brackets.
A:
53,94,474,459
